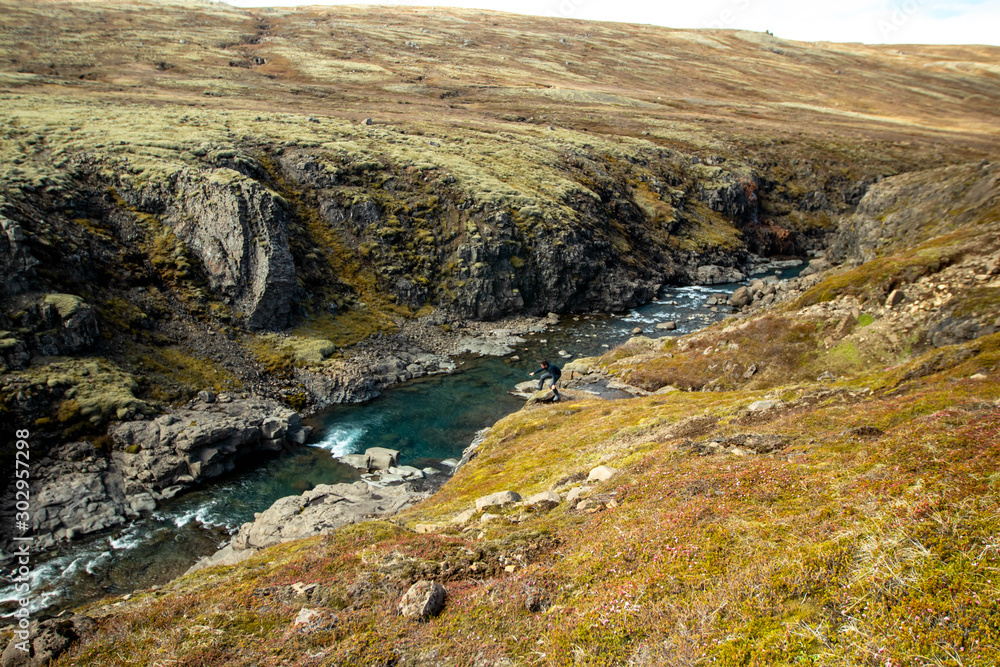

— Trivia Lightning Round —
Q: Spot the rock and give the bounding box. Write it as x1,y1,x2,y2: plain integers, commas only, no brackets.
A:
292,607,337,634
24,452,128,550
111,398,303,499
340,454,371,470
1,614,95,667
363,117,373,125
115,172,297,330
743,364,758,379
389,465,425,480
398,580,446,620
817,371,836,382
747,399,784,412
656,321,677,330
475,490,522,511
451,508,477,525
186,543,255,574
480,512,501,523
230,481,428,551
414,524,440,534
0,214,39,299
261,416,286,440
5,294,99,365
365,447,400,470
885,289,906,308
451,335,519,356
197,390,216,404
654,385,680,394
631,327,643,335
565,486,592,504
128,493,157,513
729,286,752,308
587,465,617,483
287,426,311,445
525,491,560,510
439,458,460,471
510,380,540,398
605,378,652,396
695,265,746,284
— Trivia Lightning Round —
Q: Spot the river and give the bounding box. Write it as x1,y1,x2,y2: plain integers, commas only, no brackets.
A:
1,279,769,619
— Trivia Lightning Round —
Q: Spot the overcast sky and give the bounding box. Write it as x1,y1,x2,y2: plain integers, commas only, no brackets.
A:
221,0,1000,45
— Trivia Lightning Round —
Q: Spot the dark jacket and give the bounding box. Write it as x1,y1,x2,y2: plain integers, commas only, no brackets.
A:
534,364,561,380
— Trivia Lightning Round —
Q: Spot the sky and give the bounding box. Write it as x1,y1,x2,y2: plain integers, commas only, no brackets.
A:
221,0,1000,45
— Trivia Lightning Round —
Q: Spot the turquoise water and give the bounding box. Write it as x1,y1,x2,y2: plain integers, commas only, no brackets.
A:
1,280,760,618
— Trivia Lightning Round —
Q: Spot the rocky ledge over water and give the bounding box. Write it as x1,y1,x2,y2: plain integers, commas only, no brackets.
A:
1,396,308,554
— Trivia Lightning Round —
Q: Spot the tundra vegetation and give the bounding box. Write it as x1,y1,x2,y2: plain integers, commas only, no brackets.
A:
0,0,999,665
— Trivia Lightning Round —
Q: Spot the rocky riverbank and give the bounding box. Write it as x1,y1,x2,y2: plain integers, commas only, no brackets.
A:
3,396,309,553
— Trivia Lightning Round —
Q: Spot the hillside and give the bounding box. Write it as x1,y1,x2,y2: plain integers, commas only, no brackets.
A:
0,0,999,664
38,162,1000,666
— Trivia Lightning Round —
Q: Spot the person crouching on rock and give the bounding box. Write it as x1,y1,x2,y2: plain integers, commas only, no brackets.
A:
530,360,561,402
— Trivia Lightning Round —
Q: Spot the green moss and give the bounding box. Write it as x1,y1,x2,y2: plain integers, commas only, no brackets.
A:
43,293,85,319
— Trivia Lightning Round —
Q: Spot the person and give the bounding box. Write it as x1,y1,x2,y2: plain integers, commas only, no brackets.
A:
529,360,561,401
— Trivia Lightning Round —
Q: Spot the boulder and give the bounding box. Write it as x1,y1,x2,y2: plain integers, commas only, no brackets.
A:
451,508,477,525
695,265,746,284
565,486,592,504
365,447,400,470
1,614,95,667
656,321,677,330
398,580,446,620
525,491,561,511
747,399,784,412
475,490,522,511
729,286,752,308
340,454,371,470
292,608,337,634
587,465,618,483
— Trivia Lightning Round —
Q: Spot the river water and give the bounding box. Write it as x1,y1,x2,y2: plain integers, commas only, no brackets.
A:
1,280,765,619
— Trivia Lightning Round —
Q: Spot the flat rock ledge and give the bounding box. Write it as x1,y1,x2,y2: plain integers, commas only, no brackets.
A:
189,480,430,573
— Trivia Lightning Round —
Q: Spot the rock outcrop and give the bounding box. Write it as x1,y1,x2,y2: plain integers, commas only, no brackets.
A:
111,397,308,506
829,162,1000,266
2,397,311,553
229,481,429,551
1,614,95,667
114,170,297,330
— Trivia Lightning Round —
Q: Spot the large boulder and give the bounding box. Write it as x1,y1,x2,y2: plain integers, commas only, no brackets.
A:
398,580,446,620
729,286,752,308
